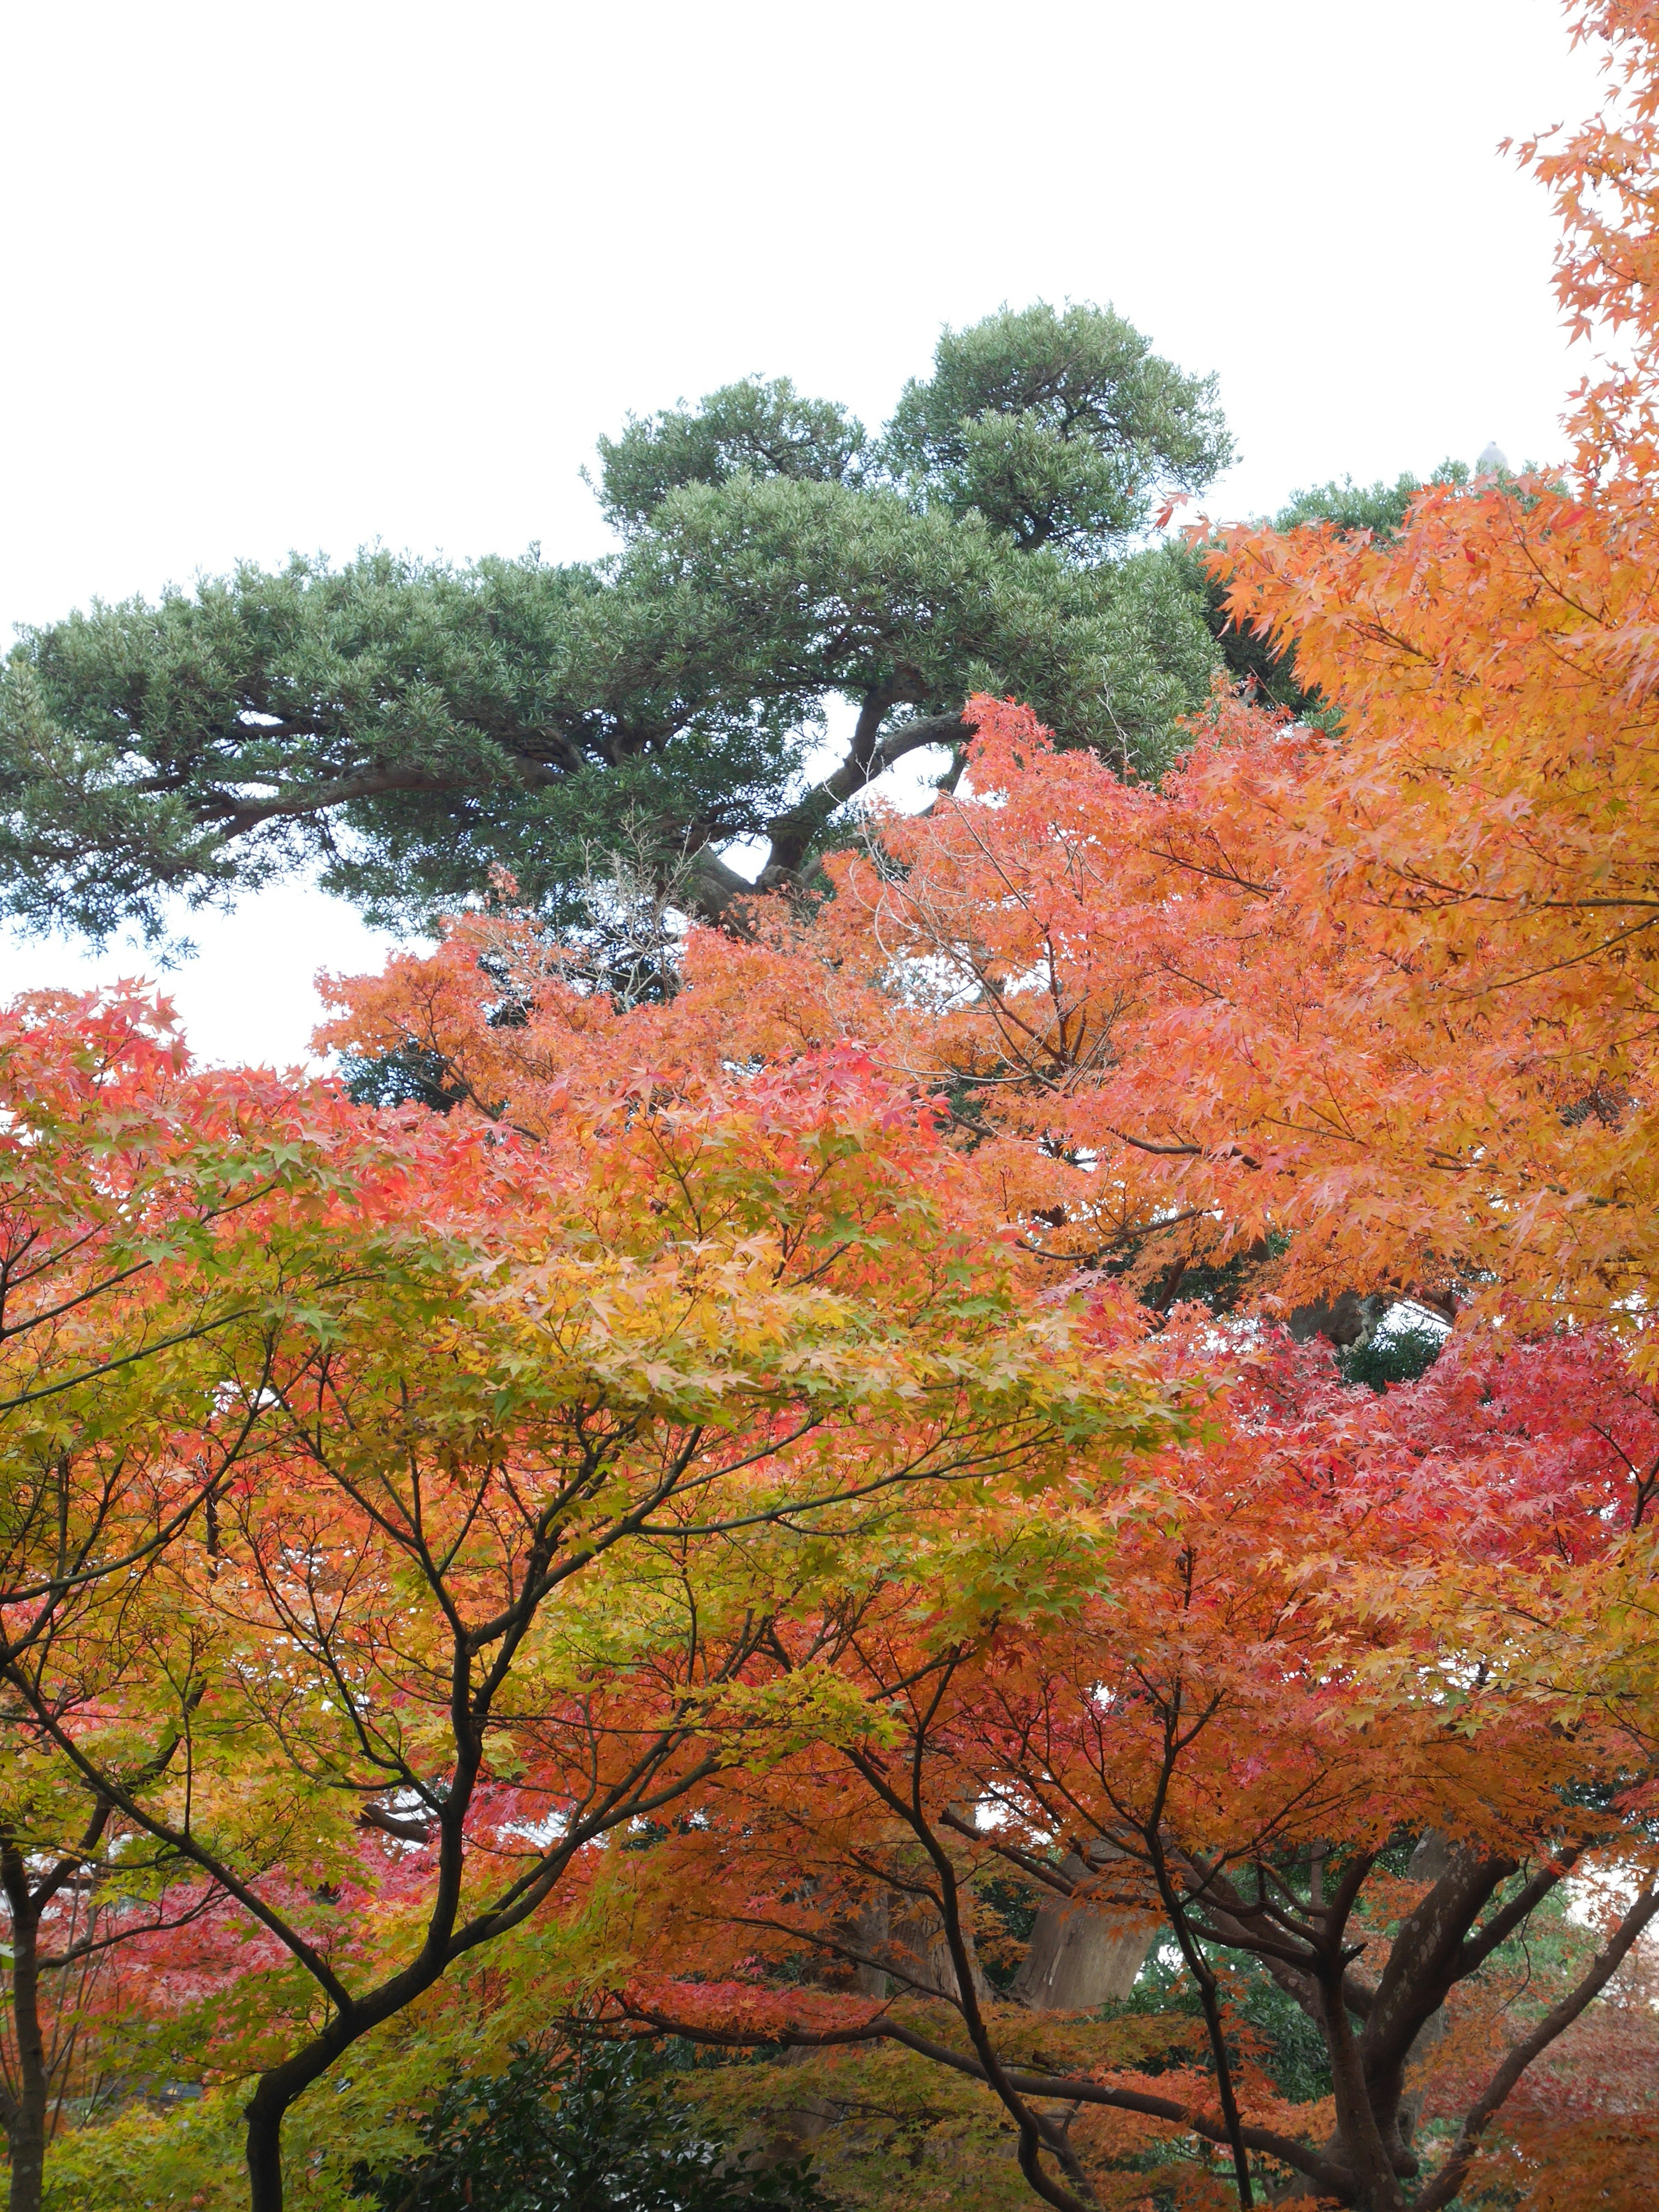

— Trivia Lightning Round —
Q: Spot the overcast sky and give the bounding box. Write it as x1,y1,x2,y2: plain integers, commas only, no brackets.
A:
0,0,1606,1066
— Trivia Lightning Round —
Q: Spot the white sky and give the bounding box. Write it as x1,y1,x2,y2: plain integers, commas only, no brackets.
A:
0,0,1605,1067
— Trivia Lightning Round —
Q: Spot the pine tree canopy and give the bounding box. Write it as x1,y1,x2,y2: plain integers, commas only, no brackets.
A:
0,302,1232,943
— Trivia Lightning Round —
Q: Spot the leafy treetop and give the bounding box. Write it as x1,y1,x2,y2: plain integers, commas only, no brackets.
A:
0,303,1229,949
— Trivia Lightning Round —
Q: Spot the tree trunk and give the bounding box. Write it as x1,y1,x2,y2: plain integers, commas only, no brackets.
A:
1014,1852,1154,2012
240,1998,406,2209
0,1843,48,2212
1392,1831,1451,2155
243,2076,292,2212
887,1891,992,2002
1321,1956,1409,2212
852,1888,890,1997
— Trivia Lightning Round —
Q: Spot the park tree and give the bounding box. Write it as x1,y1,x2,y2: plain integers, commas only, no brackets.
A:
15,11,1659,2212
0,303,1227,947
612,1315,1659,2212
297,19,1659,2212
0,987,474,2212
0,999,1185,2212
310,671,1659,2204
0,1724,230,2212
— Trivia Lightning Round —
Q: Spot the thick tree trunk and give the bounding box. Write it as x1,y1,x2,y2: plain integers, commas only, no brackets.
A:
3,2100,45,2212
242,2037,351,2212
0,1845,47,2212
886,1891,991,2002
1392,1832,1451,2156
1323,1982,1409,2212
243,2077,292,2212
1286,1291,1388,1349
852,1888,889,1997
1014,1853,1154,2011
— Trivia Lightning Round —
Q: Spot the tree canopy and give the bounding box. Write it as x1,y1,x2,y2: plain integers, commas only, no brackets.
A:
0,302,1229,946
288,9,1659,2203
10,9,1659,2212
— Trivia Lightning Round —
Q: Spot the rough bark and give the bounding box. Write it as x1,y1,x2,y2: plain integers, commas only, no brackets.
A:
1014,1851,1155,2011
1286,1290,1388,1349
887,1891,992,2003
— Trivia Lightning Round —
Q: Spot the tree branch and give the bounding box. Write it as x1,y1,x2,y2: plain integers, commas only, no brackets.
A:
760,708,969,885
1413,1888,1659,2212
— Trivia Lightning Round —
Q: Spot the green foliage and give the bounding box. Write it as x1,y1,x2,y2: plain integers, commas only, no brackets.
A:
339,1041,467,1112
678,2040,1040,2212
1268,460,1469,540
41,2091,247,2212
0,303,1231,947
882,302,1232,555
1107,1936,1332,2104
1230,1964,1332,2107
594,379,869,535
349,2042,834,2212
1336,1317,1447,1393
975,1878,1043,1994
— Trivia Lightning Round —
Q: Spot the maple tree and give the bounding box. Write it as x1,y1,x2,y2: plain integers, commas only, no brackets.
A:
308,0,1659,1356
606,1313,1657,2212
0,1006,1184,2212
296,13,1659,2209
13,10,1659,2212
302,819,1659,2209
0,985,440,2212
1187,0,1659,1351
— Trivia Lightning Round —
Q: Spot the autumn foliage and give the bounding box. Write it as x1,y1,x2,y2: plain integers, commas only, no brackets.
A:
9,7,1659,2212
